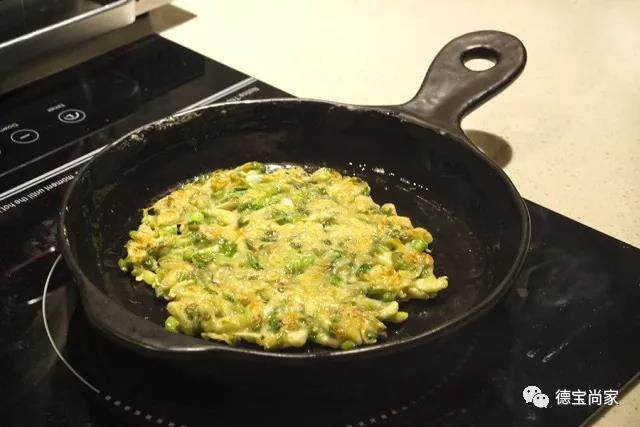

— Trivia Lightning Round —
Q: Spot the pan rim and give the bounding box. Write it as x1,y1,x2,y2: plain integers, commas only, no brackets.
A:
58,97,531,361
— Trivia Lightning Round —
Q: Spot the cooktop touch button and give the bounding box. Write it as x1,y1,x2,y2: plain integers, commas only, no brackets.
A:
58,109,86,124
10,129,40,144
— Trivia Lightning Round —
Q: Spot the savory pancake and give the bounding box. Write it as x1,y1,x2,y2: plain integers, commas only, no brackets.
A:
119,162,447,350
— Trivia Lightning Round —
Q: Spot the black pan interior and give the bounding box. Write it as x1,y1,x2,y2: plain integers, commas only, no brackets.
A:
61,99,527,360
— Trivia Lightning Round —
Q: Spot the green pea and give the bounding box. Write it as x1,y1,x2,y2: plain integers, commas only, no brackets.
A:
394,312,409,322
409,238,429,252
162,224,178,235
117,258,129,272
341,340,356,350
164,316,180,333
141,270,156,285
187,211,205,224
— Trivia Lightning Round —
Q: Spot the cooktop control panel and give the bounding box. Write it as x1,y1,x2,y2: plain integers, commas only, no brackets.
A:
0,35,288,204
0,37,205,181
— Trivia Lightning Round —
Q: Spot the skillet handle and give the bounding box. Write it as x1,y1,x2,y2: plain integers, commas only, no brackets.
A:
394,30,526,141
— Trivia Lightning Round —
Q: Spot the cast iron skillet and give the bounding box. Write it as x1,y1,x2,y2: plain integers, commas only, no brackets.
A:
59,31,530,365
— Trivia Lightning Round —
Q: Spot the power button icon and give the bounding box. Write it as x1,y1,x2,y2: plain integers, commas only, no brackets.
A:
58,109,86,124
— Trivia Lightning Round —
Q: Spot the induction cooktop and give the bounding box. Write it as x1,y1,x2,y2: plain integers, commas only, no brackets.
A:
0,35,638,427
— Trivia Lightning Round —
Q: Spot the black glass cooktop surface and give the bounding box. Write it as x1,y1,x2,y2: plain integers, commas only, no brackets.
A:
1,35,638,427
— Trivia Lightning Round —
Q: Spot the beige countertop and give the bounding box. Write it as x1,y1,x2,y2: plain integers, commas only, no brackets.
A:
159,1,639,424
7,0,638,424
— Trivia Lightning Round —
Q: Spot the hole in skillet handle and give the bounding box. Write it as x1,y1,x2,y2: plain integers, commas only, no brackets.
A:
461,47,499,71
392,31,526,141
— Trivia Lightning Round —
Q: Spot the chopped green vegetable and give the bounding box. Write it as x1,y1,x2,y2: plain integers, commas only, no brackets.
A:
217,238,237,257
190,231,209,244
238,200,264,212
392,252,410,270
267,310,281,332
261,229,278,242
191,248,216,267
285,254,316,274
271,208,293,225
142,257,158,270
321,216,337,228
245,253,263,270
356,263,373,277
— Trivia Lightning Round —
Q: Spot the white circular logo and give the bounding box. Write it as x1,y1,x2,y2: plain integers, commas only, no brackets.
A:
533,393,550,408
523,385,549,408
523,385,541,403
